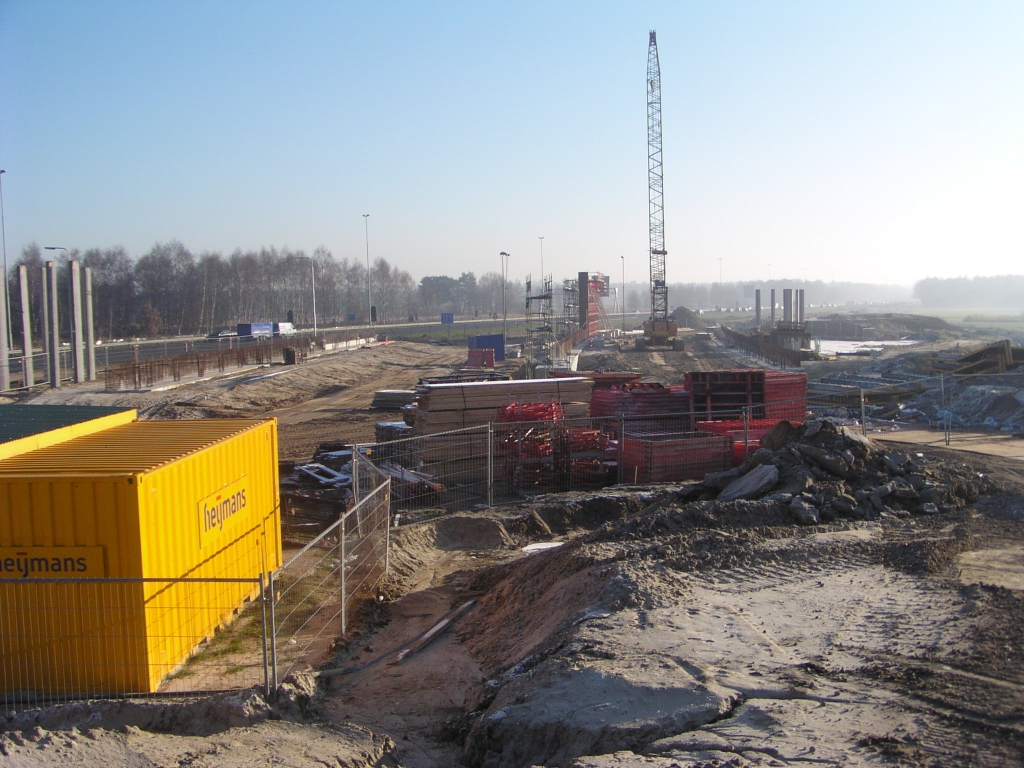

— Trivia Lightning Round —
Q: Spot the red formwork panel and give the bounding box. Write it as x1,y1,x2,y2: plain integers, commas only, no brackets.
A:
763,371,807,422
621,431,733,483
467,348,495,368
696,419,778,441
686,370,807,424
590,383,691,418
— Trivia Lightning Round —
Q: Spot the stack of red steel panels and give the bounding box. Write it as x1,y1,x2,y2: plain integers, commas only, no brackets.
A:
686,370,807,425
698,418,786,466
467,348,495,368
620,432,732,483
497,402,564,422
590,382,691,418
697,419,778,441
763,371,807,422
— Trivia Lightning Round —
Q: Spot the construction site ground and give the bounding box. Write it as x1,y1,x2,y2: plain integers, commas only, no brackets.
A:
4,335,1024,768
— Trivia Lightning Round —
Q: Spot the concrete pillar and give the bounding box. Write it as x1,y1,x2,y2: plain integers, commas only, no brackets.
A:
70,260,85,383
755,289,761,330
0,264,9,392
770,289,776,327
19,265,33,388
40,265,49,361
47,261,60,388
783,289,793,324
84,267,96,381
798,289,805,324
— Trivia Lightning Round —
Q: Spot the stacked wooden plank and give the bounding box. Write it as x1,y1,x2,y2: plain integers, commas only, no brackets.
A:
371,390,417,409
413,377,593,435
552,370,644,390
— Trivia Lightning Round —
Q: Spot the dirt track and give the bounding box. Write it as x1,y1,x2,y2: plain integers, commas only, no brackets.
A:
21,341,469,459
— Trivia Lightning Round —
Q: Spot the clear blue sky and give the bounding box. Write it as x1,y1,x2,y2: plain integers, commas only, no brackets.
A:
1,1,1021,287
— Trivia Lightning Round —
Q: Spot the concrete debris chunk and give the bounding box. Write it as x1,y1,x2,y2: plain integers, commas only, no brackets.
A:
759,420,799,450
702,468,744,491
789,497,821,525
795,444,851,478
717,464,779,503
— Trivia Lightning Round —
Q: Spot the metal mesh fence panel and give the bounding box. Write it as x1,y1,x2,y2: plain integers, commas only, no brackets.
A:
270,456,390,685
816,372,1024,453
356,426,492,513
0,577,268,714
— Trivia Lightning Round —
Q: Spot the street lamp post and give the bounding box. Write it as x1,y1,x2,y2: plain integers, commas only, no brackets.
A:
0,170,10,351
718,257,723,311
299,256,317,336
620,255,625,333
363,214,372,327
500,252,510,345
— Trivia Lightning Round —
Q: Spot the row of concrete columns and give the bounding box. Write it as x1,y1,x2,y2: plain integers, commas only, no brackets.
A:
752,287,805,331
0,260,97,391
781,288,806,325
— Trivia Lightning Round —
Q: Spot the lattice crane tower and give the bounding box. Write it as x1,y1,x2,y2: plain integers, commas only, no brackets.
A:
642,30,677,347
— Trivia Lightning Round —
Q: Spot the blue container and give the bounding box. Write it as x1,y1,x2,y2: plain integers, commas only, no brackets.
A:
469,334,505,362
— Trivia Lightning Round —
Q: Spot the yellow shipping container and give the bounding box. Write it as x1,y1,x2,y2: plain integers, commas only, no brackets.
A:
0,419,282,695
0,405,137,461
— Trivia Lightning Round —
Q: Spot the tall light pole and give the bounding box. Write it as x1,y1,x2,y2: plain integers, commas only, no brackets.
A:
500,251,510,343
620,255,625,332
299,255,317,336
363,214,372,326
718,257,723,310
0,170,10,350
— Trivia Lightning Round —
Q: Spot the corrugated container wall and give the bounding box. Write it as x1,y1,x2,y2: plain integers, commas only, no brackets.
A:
0,419,282,694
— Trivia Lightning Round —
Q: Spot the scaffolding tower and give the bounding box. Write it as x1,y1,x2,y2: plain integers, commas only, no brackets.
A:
525,274,555,364
561,278,580,338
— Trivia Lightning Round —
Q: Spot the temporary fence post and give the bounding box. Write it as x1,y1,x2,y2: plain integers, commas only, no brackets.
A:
743,407,749,460
268,571,278,691
860,388,867,436
944,375,952,446
618,418,625,484
352,448,361,505
384,485,391,575
939,375,948,445
487,422,494,508
340,514,347,636
259,572,271,696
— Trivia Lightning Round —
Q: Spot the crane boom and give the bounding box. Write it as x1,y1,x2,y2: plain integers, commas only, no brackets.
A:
643,30,677,347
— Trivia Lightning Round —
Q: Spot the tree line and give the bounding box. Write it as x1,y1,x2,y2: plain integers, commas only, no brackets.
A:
913,275,1024,310
5,241,526,340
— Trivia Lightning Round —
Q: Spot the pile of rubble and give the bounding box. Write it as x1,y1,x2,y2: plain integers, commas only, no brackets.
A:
697,418,989,524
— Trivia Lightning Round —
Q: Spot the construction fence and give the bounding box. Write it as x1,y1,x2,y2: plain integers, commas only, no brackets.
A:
354,407,811,513
1,459,391,714
807,371,1024,452
358,370,1024,511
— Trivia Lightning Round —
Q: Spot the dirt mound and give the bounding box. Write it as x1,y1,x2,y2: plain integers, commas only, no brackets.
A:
670,306,705,330
448,421,1023,767
0,720,395,768
0,690,272,737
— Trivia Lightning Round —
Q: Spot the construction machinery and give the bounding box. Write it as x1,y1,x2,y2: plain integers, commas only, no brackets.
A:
639,30,679,351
